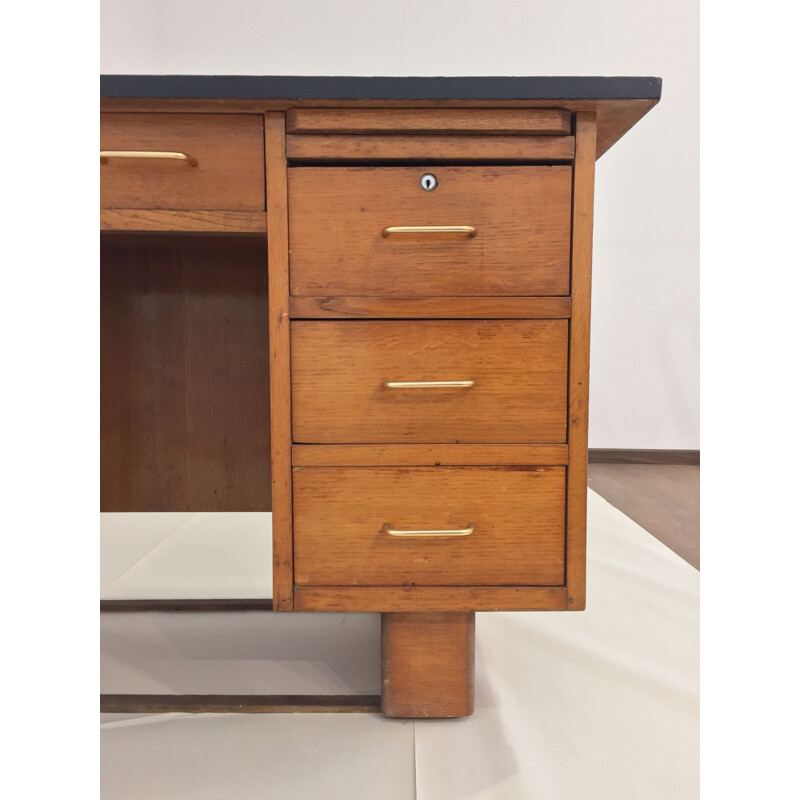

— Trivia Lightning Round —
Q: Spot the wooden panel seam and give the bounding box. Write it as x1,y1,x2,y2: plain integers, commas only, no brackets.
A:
294,586,568,612
288,296,572,319
286,134,575,161
286,108,572,135
265,112,293,611
292,444,569,467
100,209,267,233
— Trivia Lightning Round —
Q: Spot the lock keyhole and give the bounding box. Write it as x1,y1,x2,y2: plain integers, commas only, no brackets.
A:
420,173,438,191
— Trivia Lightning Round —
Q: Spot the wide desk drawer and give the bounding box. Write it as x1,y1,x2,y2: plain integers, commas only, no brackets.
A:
291,320,568,444
288,166,572,296
100,113,265,210
293,466,566,587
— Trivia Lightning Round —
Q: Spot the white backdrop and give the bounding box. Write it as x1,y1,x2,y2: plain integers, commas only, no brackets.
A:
100,0,699,450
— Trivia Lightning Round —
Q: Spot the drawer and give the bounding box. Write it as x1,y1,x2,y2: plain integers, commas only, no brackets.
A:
291,320,568,444
288,166,572,296
293,466,566,587
100,113,265,210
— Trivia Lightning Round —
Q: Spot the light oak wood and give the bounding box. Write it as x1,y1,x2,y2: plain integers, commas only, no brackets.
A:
101,694,380,714
287,108,571,135
265,113,293,611
288,166,572,297
100,234,270,512
292,444,568,467
291,320,568,444
100,209,266,233
294,586,567,612
566,112,597,611
288,295,571,319
382,612,475,718
293,466,565,587
100,97,659,158
100,113,265,210
286,134,575,162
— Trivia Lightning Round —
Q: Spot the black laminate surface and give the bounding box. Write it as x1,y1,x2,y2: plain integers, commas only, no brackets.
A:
100,75,661,101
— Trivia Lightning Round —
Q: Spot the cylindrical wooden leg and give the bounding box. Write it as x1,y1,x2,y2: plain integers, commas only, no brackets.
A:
381,611,475,719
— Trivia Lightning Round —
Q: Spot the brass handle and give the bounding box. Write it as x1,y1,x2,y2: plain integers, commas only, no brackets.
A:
100,150,198,167
382,523,475,538
381,225,476,238
383,380,475,389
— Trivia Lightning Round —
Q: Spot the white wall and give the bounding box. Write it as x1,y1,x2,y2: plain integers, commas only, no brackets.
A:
100,0,699,450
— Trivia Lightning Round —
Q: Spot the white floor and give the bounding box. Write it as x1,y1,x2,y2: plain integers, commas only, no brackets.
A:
101,512,273,599
101,490,699,799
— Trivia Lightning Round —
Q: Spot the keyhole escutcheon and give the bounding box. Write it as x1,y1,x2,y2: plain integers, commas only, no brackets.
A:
420,173,438,191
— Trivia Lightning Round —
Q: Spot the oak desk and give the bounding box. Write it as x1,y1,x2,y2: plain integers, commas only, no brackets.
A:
100,75,661,718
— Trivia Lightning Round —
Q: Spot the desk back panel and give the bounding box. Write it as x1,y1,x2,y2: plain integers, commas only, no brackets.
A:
100,234,271,512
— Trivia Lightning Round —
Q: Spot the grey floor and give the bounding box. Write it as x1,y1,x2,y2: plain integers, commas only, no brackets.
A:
588,464,699,568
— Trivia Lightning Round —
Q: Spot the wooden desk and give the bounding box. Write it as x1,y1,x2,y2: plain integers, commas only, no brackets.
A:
100,75,661,718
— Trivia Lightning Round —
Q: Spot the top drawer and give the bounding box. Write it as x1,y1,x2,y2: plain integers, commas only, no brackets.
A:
100,114,265,210
288,166,572,297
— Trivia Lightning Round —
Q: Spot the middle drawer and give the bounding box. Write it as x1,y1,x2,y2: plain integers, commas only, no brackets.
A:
291,320,568,444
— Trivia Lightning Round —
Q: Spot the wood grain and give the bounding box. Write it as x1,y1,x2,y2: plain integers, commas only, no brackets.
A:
291,320,567,444
265,112,294,611
100,234,270,511
293,586,567,612
382,612,475,718
288,295,571,319
566,112,597,610
99,97,659,159
286,108,571,135
100,209,266,233
293,466,565,587
292,444,568,467
100,113,265,210
286,134,575,162
288,166,572,297
101,694,381,714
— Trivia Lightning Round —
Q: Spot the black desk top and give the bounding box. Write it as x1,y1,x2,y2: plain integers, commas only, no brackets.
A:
100,75,661,101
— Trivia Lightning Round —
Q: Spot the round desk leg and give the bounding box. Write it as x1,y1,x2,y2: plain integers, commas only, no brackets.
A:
381,611,475,718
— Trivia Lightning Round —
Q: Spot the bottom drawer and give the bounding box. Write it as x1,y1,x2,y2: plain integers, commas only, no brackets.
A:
293,466,565,587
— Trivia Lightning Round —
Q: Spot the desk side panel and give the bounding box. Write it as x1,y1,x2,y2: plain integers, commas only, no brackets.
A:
566,112,597,610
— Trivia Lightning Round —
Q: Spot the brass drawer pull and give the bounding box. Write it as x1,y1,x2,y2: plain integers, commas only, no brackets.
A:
383,379,475,389
382,523,475,538
381,225,476,238
100,150,199,167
